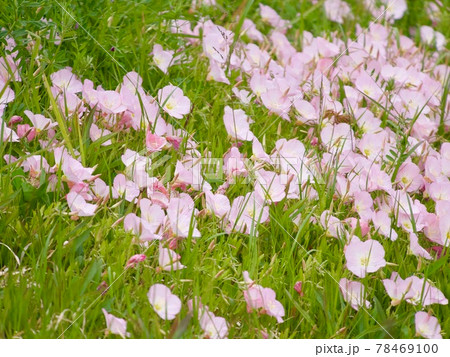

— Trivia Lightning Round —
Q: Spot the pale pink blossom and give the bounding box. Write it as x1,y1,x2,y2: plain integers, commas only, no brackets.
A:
353,191,374,221
320,210,345,239
199,311,228,339
415,312,442,339
22,155,51,178
293,100,317,123
204,190,231,218
147,283,182,320
140,198,165,233
354,71,383,102
241,19,264,42
227,193,269,235
167,193,201,238
102,309,130,338
89,123,112,146
321,123,354,153
428,182,450,201
420,26,446,51
158,85,191,119
254,169,286,203
123,213,162,241
113,174,140,202
405,276,448,306
372,210,398,241
259,4,290,31
242,271,285,323
145,131,168,153
50,67,83,94
339,278,371,311
396,162,424,192
98,90,127,114
344,236,386,278
23,110,57,132
223,106,254,141
409,233,432,260
159,245,185,271
232,87,254,105
382,272,413,306
324,0,352,24
207,60,229,84
152,44,174,74
66,191,97,217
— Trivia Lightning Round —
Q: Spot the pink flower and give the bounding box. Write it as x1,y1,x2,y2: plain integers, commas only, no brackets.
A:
140,198,165,232
344,236,386,278
405,276,448,306
260,87,292,120
354,71,383,102
415,312,442,339
66,191,97,217
232,87,254,105
199,311,228,339
227,193,269,235
428,182,450,202
409,233,432,260
152,44,174,74
89,123,112,146
223,146,248,178
167,193,201,238
396,162,424,192
22,155,51,178
98,90,127,114
254,169,286,203
62,155,96,184
102,309,130,338
321,123,354,153
207,60,229,84
23,110,57,132
293,100,318,123
223,106,254,141
8,115,22,126
158,85,191,119
204,190,231,218
147,283,182,320
17,124,36,141
241,19,264,42
125,254,146,269
112,174,140,202
158,245,185,271
382,272,414,306
0,83,15,106
50,67,83,94
294,281,304,297
357,132,385,161
145,131,168,153
259,4,290,30
123,213,162,241
242,271,285,323
320,210,345,239
420,26,446,51
339,278,371,311
202,21,232,64
272,138,307,175
372,210,398,241
324,0,352,24
353,191,374,221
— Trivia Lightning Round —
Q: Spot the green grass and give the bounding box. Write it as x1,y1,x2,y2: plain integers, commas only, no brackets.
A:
0,0,449,338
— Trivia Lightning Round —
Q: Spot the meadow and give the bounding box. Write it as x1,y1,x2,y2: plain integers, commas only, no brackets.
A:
0,0,449,339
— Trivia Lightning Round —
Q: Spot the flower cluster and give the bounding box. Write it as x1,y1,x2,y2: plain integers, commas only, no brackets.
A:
1,0,448,338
